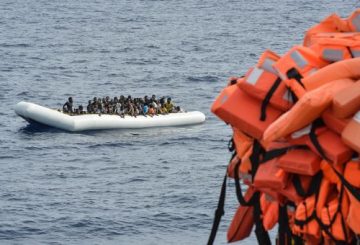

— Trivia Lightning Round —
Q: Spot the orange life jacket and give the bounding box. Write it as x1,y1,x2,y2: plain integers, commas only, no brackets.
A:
342,111,360,153
332,80,360,119
272,46,328,82
212,84,283,140
264,78,354,144
277,175,313,204
301,58,360,91
322,109,351,135
292,195,321,238
320,160,344,185
237,50,293,112
308,32,360,62
260,194,279,231
320,190,351,242
278,148,321,176
253,158,289,190
263,83,333,143
304,13,350,47
227,187,255,242
232,127,253,157
344,160,360,234
307,129,353,165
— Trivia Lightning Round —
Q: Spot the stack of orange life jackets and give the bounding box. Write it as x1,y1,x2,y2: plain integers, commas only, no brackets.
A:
208,9,360,245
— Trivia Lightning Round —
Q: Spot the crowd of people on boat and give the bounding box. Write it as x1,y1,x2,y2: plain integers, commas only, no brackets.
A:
62,95,185,117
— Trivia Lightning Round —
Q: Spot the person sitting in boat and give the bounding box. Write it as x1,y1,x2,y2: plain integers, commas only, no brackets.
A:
63,97,73,114
127,101,136,117
148,104,156,117
164,97,174,113
173,106,185,113
160,103,168,114
78,105,85,114
142,103,149,116
87,100,93,113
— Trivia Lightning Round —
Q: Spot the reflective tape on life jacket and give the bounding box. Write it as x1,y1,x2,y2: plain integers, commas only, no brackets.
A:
211,85,282,139
278,148,321,176
342,111,360,153
304,13,350,47
227,187,256,243
302,57,360,91
332,80,360,119
322,109,351,135
273,46,328,81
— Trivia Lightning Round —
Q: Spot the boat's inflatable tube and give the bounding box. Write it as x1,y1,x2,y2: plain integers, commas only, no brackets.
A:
14,101,206,131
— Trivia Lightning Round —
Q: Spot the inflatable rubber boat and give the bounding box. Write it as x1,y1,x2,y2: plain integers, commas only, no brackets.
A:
14,101,206,131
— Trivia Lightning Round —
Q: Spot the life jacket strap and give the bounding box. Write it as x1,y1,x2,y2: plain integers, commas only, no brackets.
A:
260,77,282,121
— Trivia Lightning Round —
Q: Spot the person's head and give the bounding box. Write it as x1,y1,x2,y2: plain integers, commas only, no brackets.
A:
152,94,156,100
167,97,171,103
106,96,109,100
97,98,101,102
176,106,180,110
79,105,83,110
88,100,91,104
68,97,73,103
93,97,97,102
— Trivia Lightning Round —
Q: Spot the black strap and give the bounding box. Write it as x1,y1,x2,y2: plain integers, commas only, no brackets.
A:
346,46,355,58
286,68,305,88
260,77,282,121
278,204,293,245
250,140,265,181
292,171,323,198
207,150,237,245
207,172,228,245
228,137,235,152
253,192,272,245
233,159,258,206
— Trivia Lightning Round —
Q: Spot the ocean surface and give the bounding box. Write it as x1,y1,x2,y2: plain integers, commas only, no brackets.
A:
0,1,357,244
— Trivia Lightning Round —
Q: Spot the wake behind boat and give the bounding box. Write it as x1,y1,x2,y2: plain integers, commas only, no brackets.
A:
15,101,206,132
